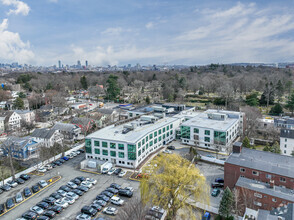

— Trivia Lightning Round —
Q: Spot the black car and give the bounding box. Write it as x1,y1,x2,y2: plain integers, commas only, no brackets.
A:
90,203,102,211
24,187,32,197
37,202,50,210
118,189,133,198
106,187,118,194
72,189,84,196
110,183,121,190
22,211,38,220
50,163,56,168
76,176,86,181
211,182,224,188
78,149,85,153
0,203,5,214
32,184,40,193
101,191,113,198
53,161,61,166
20,174,31,180
93,199,107,207
81,205,98,217
113,168,122,175
167,145,175,150
6,198,15,209
50,193,62,200
16,177,25,184
77,185,88,192
59,159,65,163
71,178,81,185
37,216,50,220
1,184,11,191
43,210,56,219
215,178,224,183
48,205,63,214
42,197,56,205
59,185,71,192
96,195,110,202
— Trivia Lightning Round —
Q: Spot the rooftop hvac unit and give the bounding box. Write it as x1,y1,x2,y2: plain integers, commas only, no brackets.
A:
154,113,165,119
140,115,157,122
153,106,166,112
207,113,227,121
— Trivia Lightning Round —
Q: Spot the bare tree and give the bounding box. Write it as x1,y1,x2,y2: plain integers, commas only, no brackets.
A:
2,139,16,180
117,197,148,220
21,119,35,134
241,106,262,138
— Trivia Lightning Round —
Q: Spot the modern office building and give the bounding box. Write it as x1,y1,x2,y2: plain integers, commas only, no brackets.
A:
85,114,181,168
58,60,61,69
180,109,244,152
280,128,294,156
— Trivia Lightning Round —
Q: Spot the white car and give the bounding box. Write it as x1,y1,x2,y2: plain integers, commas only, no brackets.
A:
71,152,77,157
44,164,52,170
37,167,47,173
110,196,124,206
67,181,78,189
66,192,79,200
57,189,67,197
124,186,134,192
118,170,127,177
30,206,44,215
163,149,172,154
86,178,97,185
76,213,91,220
68,154,74,159
107,168,116,175
103,207,118,215
62,196,75,204
38,180,48,188
81,181,92,188
55,199,69,208
73,150,81,155
7,180,18,188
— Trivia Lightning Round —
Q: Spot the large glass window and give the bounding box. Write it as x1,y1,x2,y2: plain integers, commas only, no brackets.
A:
94,140,100,147
119,152,124,158
146,143,149,149
204,137,210,142
159,136,162,141
163,127,166,132
181,126,190,139
85,146,92,154
94,148,100,154
194,128,199,134
170,130,173,135
154,138,157,144
138,142,141,148
118,144,124,150
205,130,210,135
149,133,153,139
146,136,148,142
159,129,162,135
163,134,166,139
102,142,108,148
110,151,116,157
142,139,145,145
214,131,226,145
167,126,169,131
138,150,141,156
85,139,91,147
149,141,153,146
110,143,116,149
127,144,136,160
102,150,108,156
170,124,173,129
154,131,157,137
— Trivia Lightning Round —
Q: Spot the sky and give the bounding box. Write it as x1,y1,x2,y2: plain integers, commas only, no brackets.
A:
1,0,294,66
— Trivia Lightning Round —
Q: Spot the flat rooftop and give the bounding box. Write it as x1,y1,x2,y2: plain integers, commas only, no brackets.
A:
236,177,294,202
86,116,179,144
226,148,294,178
180,112,239,131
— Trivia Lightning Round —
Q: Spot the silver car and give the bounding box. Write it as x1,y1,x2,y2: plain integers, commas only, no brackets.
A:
66,192,79,200
15,192,24,203
30,205,44,215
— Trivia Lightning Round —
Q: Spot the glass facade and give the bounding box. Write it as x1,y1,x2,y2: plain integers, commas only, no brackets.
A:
102,150,108,156
94,148,100,154
181,126,190,139
118,144,124,150
102,142,108,148
119,152,124,158
85,139,91,147
94,141,99,146
110,151,116,157
214,131,226,145
85,146,92,154
110,143,116,149
127,144,136,160
194,128,199,133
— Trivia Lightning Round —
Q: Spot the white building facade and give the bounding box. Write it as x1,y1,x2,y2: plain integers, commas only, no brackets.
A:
280,129,294,156
7,111,22,130
15,110,35,124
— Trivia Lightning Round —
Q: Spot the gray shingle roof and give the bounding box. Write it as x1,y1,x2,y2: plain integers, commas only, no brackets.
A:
226,147,294,178
96,109,114,115
271,203,294,220
280,129,294,139
2,136,37,150
53,122,79,132
31,128,56,139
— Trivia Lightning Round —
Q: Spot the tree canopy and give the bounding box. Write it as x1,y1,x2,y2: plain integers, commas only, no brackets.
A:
106,75,120,101
219,187,234,219
80,75,88,90
263,142,281,154
13,97,24,109
242,136,250,148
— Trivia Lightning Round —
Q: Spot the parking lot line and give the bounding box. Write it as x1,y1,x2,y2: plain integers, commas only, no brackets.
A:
0,175,62,217
80,169,101,175
28,171,45,176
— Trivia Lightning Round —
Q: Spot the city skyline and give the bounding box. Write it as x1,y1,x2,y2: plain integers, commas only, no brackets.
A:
1,0,294,66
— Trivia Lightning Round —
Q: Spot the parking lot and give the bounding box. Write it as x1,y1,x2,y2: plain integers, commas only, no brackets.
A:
1,153,140,219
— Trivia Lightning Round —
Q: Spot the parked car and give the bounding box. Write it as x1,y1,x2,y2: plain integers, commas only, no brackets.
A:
16,177,25,184
85,178,97,185
215,178,224,183
22,211,37,219
53,161,62,166
62,196,75,205
167,145,175,150
57,189,67,197
36,202,49,210
37,167,47,173
202,212,211,220
49,163,56,168
77,185,89,192
38,180,48,188
76,176,86,182
6,198,15,209
78,149,85,153
113,168,122,175
106,187,118,194
42,197,56,205
93,199,107,207
71,178,81,185
211,182,224,188
44,164,53,170
20,174,31,180
74,150,81,155
32,184,40,193
37,216,50,220
211,188,220,197
50,193,62,200
30,205,44,215
76,213,91,220
48,205,63,214
110,183,121,190
118,189,133,198
81,206,97,217
0,204,5,214
72,189,84,196
96,195,110,202
102,207,118,215
118,170,127,177
110,196,124,206
15,192,24,203
67,181,78,189
80,181,92,188
163,149,172,154
24,187,32,197
124,186,134,192
1,184,11,191
7,180,18,188
43,210,56,219
62,156,69,161
107,168,116,175
59,158,66,163
101,191,114,198
90,203,102,211
59,185,71,192
66,192,79,200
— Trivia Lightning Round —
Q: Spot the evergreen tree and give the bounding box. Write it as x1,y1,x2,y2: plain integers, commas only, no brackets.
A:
259,83,274,106
219,187,234,219
269,103,283,116
242,136,250,148
13,97,24,109
106,75,120,101
286,92,294,116
276,80,284,102
80,76,88,90
245,92,259,106
145,96,151,104
263,142,281,154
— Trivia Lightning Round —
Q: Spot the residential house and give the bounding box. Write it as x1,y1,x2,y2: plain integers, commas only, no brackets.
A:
15,110,35,124
280,129,294,156
243,205,294,220
31,128,63,147
0,111,22,131
53,122,82,142
1,136,42,160
96,108,119,123
0,117,5,134
71,117,94,134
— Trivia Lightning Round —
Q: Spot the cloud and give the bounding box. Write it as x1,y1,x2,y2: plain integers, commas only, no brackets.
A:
47,0,58,3
145,22,154,29
101,27,123,35
1,0,30,16
0,18,35,63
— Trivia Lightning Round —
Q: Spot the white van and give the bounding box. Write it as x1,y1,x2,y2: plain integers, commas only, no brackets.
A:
101,162,112,174
110,196,124,206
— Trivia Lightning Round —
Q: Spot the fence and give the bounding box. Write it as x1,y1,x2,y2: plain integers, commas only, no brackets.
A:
0,143,85,186
200,155,225,166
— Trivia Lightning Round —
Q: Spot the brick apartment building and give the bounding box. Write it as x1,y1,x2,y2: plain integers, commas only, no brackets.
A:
224,142,294,212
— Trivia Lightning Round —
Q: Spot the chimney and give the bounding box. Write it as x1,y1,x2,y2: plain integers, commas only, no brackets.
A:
269,180,275,188
233,142,242,153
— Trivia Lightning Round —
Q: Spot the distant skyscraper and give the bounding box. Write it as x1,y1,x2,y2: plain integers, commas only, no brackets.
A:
58,60,61,68
85,60,88,67
77,60,81,67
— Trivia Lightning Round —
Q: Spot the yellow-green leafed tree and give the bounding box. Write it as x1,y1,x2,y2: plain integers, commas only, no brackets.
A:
140,153,210,220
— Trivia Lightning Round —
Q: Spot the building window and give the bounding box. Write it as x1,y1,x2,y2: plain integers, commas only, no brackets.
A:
285,138,287,142
146,136,149,142
142,139,145,145
205,130,210,135
154,138,157,144
149,141,153,146
102,150,108,156
284,150,287,154
142,147,145,153
254,193,262,198
252,171,259,176
110,151,116,157
94,148,100,154
138,142,141,148
266,174,272,179
127,144,136,160
280,177,286,182
118,152,124,158
138,150,141,156
94,141,99,147
167,132,169,137
204,137,210,142
85,146,92,154
167,126,169,131
163,134,166,139
154,131,157,137
102,142,108,148
214,131,226,145
85,139,91,147
110,143,116,149
240,168,246,173
284,144,287,148
163,127,166,132
118,144,124,150
254,201,262,207
272,198,277,202
159,136,162,141
170,130,173,135
240,175,245,178
149,133,153,139
170,124,173,129
159,129,162,135
194,128,199,133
